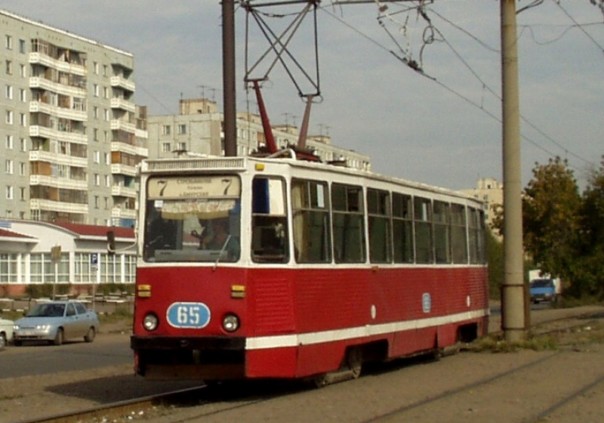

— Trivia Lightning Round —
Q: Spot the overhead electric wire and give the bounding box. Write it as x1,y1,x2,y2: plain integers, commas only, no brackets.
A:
553,0,604,55
320,1,597,170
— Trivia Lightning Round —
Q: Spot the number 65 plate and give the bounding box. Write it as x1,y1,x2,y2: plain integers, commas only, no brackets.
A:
166,302,211,329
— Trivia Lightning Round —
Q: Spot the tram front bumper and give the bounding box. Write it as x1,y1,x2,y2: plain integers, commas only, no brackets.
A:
131,335,246,380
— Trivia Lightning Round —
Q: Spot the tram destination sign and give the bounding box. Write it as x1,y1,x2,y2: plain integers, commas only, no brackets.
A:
147,176,240,199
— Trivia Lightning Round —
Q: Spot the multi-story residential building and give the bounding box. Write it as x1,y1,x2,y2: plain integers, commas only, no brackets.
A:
147,98,371,170
0,10,148,227
459,177,503,232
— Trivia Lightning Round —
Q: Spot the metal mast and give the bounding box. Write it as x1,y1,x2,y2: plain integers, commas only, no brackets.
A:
222,0,237,157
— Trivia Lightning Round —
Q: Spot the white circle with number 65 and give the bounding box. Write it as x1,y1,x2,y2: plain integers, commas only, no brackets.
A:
166,302,211,329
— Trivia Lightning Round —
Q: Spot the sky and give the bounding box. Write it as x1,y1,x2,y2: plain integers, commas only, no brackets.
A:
0,0,602,191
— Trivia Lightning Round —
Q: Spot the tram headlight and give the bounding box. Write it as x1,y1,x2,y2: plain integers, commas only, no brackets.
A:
143,313,159,331
222,313,240,332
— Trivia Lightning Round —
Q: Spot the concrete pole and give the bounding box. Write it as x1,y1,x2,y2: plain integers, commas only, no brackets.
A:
222,0,237,157
500,0,528,342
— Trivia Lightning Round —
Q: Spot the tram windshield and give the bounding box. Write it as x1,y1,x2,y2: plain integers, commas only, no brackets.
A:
143,175,241,263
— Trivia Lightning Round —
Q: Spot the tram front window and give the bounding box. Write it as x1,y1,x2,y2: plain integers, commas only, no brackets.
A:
143,175,241,263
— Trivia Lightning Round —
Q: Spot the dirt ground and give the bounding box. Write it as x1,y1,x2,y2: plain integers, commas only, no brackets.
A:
1,304,603,423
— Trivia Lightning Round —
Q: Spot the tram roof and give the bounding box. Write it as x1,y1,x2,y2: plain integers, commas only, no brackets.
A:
140,154,481,205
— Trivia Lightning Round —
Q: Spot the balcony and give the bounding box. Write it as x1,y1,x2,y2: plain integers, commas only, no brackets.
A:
110,76,135,92
29,77,86,98
29,126,87,144
29,150,87,168
111,207,136,220
110,97,136,113
29,175,88,191
111,185,137,198
111,163,138,177
111,119,136,134
29,101,87,122
29,52,86,76
30,198,88,215
111,141,148,158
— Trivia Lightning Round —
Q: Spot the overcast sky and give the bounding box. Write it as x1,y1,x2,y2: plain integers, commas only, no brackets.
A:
1,1,602,190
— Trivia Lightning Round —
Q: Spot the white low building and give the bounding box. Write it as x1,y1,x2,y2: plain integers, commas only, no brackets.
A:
0,220,135,298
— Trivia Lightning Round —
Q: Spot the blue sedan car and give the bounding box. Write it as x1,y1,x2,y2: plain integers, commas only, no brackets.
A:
13,300,100,346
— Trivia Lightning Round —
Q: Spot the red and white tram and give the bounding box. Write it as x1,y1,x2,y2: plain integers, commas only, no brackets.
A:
131,154,489,383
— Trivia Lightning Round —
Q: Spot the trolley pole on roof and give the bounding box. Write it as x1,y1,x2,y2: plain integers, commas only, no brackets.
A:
222,0,237,157
500,0,528,342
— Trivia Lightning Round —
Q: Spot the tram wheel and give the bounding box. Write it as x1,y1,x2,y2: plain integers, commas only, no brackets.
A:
346,347,363,379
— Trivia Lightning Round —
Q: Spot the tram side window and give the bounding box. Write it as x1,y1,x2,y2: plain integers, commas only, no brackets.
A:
433,201,451,264
332,183,366,263
392,193,414,263
368,188,391,263
414,197,433,264
450,204,469,263
291,179,331,263
251,177,289,263
468,207,486,263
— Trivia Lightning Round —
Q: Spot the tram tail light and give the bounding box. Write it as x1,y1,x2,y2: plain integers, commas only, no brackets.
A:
231,284,245,299
137,284,151,298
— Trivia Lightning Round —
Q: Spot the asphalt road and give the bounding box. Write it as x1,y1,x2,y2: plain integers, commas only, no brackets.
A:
0,302,592,380
0,332,132,379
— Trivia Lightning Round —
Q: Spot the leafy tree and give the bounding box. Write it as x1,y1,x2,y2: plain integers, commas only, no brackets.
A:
522,157,582,284
486,230,504,299
571,157,604,298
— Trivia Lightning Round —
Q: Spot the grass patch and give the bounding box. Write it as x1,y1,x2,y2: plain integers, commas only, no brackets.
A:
469,333,558,353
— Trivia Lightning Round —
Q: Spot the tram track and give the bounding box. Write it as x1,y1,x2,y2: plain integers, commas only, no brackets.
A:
12,306,604,423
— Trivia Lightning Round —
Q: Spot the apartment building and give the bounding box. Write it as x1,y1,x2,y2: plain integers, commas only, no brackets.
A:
147,98,371,170
0,10,148,227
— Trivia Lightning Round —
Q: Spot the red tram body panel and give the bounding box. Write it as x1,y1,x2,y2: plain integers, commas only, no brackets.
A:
131,157,489,381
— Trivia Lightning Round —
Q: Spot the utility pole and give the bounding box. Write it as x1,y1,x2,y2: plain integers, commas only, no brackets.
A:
500,0,528,342
222,0,237,157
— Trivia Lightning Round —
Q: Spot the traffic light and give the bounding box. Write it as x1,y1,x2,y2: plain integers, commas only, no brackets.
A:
106,230,116,255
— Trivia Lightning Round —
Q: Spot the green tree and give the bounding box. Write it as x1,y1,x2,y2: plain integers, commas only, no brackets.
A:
572,157,604,298
522,157,582,284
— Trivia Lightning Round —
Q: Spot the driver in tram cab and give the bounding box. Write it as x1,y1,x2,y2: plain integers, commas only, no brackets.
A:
191,219,239,260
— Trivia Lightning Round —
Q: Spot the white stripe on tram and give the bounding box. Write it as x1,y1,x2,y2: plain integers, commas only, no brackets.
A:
245,309,488,350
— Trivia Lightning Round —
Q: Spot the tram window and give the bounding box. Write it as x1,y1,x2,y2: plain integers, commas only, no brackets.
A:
392,193,413,263
433,201,451,264
469,207,486,263
142,175,241,263
332,183,366,263
252,177,289,263
414,197,433,264
368,188,391,263
450,204,468,263
291,179,331,263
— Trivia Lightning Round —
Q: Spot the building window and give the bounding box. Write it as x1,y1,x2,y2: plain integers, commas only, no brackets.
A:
5,110,13,125
5,85,13,99
20,138,27,151
178,124,187,135
19,64,26,77
19,89,26,102
19,39,26,54
6,186,13,200
94,174,100,186
5,35,12,50
177,142,186,151
93,151,100,163
19,162,26,175
162,125,171,135
19,113,26,126
20,187,26,200
5,60,12,75
5,135,13,149
162,142,171,152
5,160,14,174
